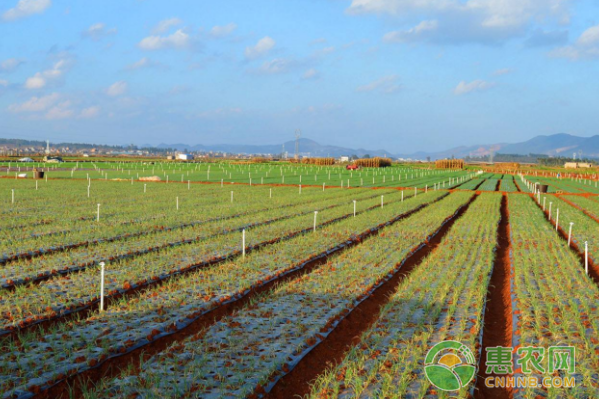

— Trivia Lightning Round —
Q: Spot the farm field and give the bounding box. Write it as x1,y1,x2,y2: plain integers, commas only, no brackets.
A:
1,164,599,398
0,160,472,189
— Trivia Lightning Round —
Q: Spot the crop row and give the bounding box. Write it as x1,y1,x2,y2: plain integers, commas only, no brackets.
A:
500,176,519,192
0,188,392,289
540,195,599,267
0,190,448,398
73,192,475,399
508,194,599,399
0,183,364,263
478,178,499,191
0,188,413,333
308,193,502,398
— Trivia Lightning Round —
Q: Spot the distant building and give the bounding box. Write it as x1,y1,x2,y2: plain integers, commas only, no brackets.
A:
565,162,592,169
44,156,63,163
339,156,349,163
176,153,193,161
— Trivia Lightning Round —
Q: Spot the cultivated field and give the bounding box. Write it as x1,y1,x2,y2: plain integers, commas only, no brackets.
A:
0,161,598,398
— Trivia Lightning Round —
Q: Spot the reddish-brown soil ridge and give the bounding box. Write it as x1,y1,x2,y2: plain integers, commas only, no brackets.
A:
40,194,450,399
7,192,444,338
475,194,513,399
264,193,479,399
532,198,599,287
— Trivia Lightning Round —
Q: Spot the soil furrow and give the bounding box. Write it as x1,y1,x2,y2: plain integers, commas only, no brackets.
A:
531,197,599,287
5,195,416,337
474,194,513,399
39,194,450,399
263,193,478,399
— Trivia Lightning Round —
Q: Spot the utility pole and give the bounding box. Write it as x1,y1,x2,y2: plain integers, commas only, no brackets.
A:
294,129,301,161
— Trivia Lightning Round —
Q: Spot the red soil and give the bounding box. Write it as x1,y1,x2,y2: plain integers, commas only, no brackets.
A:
475,194,513,399
264,194,479,399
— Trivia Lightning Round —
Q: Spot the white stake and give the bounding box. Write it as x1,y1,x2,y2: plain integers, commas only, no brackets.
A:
144,184,147,193
270,188,272,198
568,222,574,246
556,208,559,232
231,191,234,203
381,195,384,208
401,191,404,202
242,229,246,258
353,200,357,217
11,189,14,204
99,262,105,311
549,202,552,220
299,184,302,194
585,241,589,275
87,185,90,198
313,211,318,232
176,196,179,210
97,203,101,222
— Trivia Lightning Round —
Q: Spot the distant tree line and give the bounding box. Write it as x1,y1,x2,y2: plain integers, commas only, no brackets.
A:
464,152,597,165
0,138,170,154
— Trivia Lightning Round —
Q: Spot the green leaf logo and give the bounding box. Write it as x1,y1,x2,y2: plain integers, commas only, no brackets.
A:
424,341,477,391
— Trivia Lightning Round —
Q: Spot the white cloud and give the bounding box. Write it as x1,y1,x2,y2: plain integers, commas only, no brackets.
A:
383,20,438,43
493,68,514,76
0,58,22,72
24,73,45,89
245,36,275,59
124,57,163,70
357,75,401,94
45,101,73,119
2,0,51,21
348,0,571,45
106,81,127,96
83,23,117,40
79,106,100,118
210,23,237,38
152,18,183,34
550,24,599,60
302,68,319,80
454,79,495,95
197,107,242,119
23,59,68,89
310,38,327,45
8,93,59,112
127,58,150,69
8,92,93,120
138,29,191,50
257,58,292,74
577,25,599,47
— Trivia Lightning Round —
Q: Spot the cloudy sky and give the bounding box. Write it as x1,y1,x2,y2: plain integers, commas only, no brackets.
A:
1,0,598,153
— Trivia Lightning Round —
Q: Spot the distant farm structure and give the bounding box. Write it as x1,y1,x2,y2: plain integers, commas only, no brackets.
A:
355,157,392,168
301,157,335,166
435,159,464,169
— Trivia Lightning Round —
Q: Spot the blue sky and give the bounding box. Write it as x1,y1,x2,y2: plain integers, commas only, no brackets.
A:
1,0,598,154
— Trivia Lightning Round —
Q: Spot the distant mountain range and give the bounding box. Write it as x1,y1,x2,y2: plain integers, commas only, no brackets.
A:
155,138,394,158
158,133,599,160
